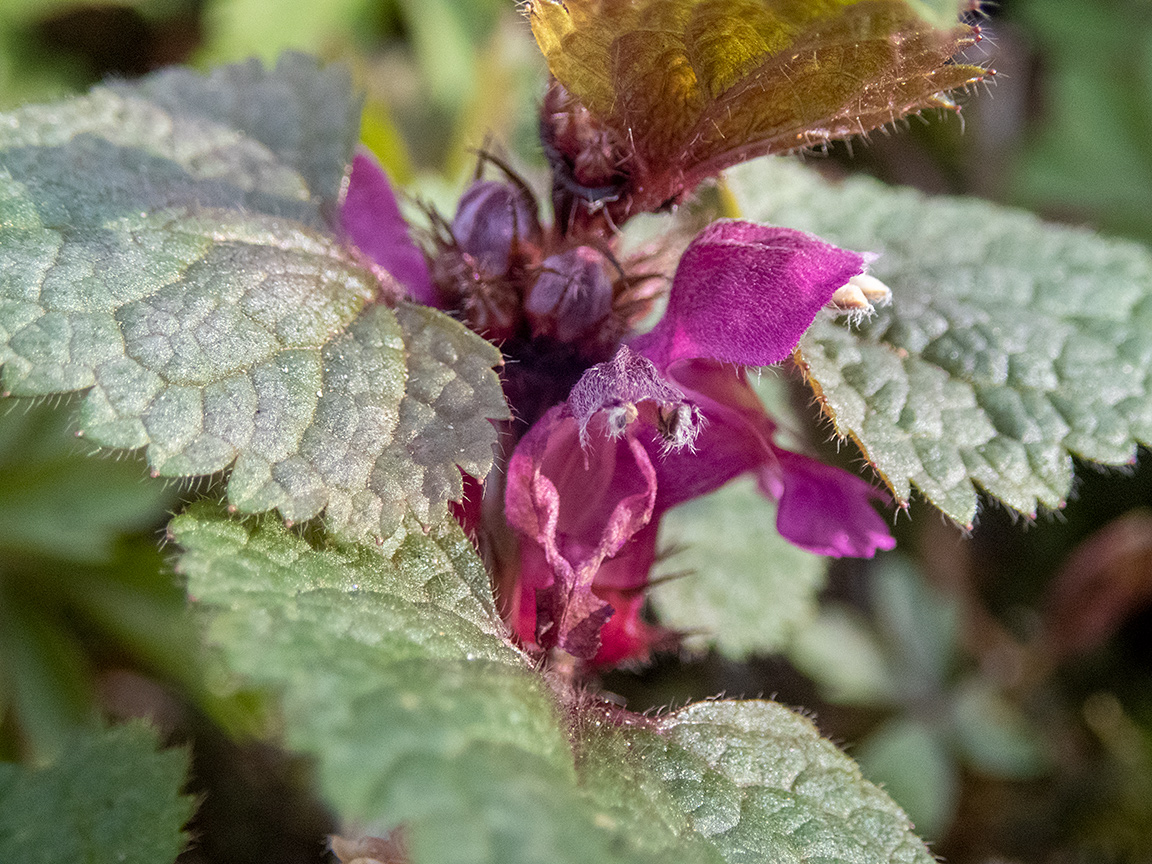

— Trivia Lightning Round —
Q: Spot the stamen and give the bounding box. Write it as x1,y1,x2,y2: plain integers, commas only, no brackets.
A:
827,272,893,318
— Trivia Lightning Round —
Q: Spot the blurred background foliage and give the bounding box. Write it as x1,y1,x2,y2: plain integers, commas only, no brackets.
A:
3,0,1152,862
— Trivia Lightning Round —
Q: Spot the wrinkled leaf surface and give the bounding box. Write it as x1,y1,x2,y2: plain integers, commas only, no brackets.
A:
730,156,1152,526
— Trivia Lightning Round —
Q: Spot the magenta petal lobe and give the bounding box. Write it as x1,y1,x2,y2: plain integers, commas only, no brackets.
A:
341,151,437,305
566,344,703,450
505,405,659,658
764,450,897,558
636,220,865,369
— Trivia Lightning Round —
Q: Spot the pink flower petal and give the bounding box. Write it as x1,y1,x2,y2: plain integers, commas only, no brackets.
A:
341,151,437,305
645,360,774,512
635,220,864,369
591,589,653,666
504,406,658,657
515,522,669,666
648,361,897,556
448,470,484,541
762,450,897,558
586,522,670,665
567,344,688,446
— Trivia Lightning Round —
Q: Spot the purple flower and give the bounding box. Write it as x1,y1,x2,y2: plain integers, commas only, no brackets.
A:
505,221,896,664
340,152,895,668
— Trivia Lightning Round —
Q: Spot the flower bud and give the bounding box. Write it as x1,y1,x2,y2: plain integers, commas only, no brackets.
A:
451,180,541,275
526,247,613,343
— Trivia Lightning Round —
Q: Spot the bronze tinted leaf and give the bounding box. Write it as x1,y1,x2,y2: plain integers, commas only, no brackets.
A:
530,0,985,215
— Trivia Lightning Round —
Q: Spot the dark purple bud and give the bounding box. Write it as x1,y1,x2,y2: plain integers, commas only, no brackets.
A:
451,180,541,275
526,247,613,343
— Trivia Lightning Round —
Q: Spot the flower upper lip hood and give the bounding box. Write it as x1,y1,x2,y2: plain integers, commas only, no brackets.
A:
340,151,896,668
631,220,868,368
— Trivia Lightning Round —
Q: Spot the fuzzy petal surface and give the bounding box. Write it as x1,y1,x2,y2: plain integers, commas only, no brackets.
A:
635,220,864,369
341,151,437,305
505,406,659,658
762,450,898,558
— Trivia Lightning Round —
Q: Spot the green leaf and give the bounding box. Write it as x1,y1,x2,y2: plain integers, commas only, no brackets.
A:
0,584,96,761
107,53,362,206
652,476,827,658
171,506,656,864
398,0,480,111
175,507,931,864
0,58,507,541
950,677,1049,779
0,535,239,760
788,606,897,705
871,555,959,695
0,403,240,753
1006,0,1152,243
581,700,934,864
787,555,959,706
0,0,175,28
727,156,1152,526
0,401,175,562
903,0,976,29
198,0,382,66
0,723,193,864
852,717,958,841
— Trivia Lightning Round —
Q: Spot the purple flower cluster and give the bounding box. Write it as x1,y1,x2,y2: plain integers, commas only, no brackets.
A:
342,152,895,666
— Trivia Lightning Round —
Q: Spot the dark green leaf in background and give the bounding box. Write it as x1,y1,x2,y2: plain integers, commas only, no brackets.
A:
950,678,1049,779
786,554,1048,840
0,401,215,761
0,579,97,761
0,401,176,562
1006,0,1152,243
0,722,193,864
788,605,897,705
852,717,957,842
0,0,183,109
728,156,1152,526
